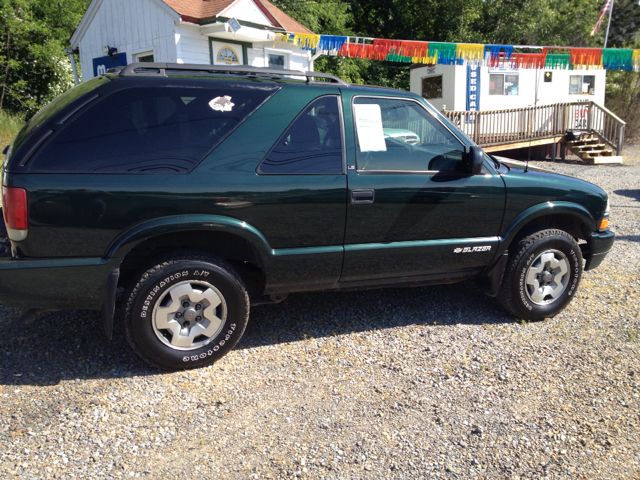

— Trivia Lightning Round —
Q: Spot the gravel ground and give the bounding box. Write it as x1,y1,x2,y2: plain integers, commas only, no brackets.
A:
1,147,639,480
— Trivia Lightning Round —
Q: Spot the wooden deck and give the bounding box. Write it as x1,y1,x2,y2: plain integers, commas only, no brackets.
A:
443,101,626,158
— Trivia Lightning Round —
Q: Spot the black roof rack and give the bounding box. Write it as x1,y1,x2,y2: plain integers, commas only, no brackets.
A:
112,63,349,86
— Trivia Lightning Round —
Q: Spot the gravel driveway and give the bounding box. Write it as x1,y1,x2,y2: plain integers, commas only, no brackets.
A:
1,147,639,480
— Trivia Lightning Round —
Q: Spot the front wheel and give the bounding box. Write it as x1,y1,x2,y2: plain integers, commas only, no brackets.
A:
498,229,583,321
123,252,249,371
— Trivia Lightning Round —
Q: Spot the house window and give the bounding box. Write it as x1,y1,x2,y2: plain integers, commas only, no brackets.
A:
217,47,239,64
489,73,519,95
569,75,595,95
134,51,154,62
422,76,443,99
268,53,287,69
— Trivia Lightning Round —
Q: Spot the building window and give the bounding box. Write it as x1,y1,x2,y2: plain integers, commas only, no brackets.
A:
217,47,239,64
268,53,287,69
134,51,154,62
489,73,519,96
422,76,443,99
569,75,595,95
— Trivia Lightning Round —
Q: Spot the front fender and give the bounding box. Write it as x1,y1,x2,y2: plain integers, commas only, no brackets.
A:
104,214,273,265
499,201,596,251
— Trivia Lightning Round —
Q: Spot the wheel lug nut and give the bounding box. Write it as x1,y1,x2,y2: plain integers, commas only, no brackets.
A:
182,301,190,308
195,304,202,311
196,316,202,322
183,321,190,327
175,312,183,319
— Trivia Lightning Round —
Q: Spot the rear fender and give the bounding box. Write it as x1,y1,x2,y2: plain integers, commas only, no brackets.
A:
105,214,272,266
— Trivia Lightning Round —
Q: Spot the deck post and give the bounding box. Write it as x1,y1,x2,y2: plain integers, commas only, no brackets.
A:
552,143,556,161
587,101,593,132
617,124,625,155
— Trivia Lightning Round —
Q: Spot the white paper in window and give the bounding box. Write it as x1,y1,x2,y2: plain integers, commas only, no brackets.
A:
354,104,387,152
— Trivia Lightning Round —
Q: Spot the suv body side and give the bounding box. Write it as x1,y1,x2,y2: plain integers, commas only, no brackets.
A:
0,71,613,315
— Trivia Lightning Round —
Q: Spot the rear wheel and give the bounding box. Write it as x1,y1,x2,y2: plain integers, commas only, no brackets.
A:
498,229,583,321
123,252,249,370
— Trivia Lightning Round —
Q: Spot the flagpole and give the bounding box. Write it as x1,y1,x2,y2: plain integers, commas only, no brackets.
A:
604,0,615,48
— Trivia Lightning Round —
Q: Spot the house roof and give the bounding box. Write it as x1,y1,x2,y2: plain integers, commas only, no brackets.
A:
162,0,313,34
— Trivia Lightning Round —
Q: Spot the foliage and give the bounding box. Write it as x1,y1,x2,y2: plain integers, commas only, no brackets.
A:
0,108,24,165
606,45,640,140
0,0,89,117
606,0,640,48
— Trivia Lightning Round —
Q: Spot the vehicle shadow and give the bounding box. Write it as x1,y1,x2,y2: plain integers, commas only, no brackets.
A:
614,235,640,243
0,281,513,386
614,189,640,201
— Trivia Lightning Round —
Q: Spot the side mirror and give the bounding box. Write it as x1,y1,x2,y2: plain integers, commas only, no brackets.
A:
465,146,484,175
2,145,8,155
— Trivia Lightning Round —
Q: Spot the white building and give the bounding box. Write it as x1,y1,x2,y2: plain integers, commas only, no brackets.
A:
70,0,315,81
410,63,606,113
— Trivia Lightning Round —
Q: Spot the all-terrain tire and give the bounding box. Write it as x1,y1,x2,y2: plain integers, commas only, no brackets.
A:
498,229,583,321
123,252,249,371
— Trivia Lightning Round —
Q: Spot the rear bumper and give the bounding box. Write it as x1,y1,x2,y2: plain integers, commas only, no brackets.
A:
584,229,615,271
0,256,118,309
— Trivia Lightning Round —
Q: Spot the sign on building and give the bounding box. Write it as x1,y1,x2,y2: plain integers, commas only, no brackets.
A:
466,65,480,123
92,53,127,77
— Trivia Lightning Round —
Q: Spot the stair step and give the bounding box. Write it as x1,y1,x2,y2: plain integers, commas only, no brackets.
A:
568,140,603,147
574,144,607,150
583,155,623,165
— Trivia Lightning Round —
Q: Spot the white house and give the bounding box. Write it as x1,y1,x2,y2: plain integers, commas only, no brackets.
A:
70,0,315,81
410,63,607,114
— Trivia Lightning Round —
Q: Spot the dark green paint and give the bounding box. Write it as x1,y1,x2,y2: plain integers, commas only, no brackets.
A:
0,73,613,311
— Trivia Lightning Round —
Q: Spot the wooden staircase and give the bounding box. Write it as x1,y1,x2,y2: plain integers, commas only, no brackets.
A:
565,133,623,164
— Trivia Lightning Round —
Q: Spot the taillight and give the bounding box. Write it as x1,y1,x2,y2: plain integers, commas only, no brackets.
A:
2,185,28,241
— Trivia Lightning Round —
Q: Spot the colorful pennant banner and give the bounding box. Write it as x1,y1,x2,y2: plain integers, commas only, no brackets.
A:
278,33,640,72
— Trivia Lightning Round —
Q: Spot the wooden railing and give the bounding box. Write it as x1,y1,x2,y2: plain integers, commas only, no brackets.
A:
443,101,626,154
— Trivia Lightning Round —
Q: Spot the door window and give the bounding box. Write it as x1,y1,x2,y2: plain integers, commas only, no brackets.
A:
353,97,465,172
258,96,343,174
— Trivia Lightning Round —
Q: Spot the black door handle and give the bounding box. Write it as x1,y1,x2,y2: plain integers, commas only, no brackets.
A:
351,189,375,204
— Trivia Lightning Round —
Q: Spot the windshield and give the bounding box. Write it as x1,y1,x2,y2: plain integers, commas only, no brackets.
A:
11,76,111,155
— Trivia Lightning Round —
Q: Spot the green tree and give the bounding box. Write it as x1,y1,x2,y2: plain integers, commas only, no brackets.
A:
606,0,640,48
0,0,89,117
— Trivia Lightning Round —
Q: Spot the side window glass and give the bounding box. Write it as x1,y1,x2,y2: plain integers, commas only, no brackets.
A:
353,97,465,172
28,84,279,173
258,96,343,174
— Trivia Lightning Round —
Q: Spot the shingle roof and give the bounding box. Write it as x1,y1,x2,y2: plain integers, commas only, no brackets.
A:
162,0,313,34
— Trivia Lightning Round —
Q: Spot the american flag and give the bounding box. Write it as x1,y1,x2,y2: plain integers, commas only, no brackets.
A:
591,0,612,36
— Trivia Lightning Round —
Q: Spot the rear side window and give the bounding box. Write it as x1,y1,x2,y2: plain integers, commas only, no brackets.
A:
258,96,343,174
29,84,279,173
11,75,111,155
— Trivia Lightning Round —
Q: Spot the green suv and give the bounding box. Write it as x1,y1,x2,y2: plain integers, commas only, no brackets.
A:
1,64,614,370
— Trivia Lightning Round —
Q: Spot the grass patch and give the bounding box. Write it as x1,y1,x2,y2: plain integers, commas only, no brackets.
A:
0,109,25,165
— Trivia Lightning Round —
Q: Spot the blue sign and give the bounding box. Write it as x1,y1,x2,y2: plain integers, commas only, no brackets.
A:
466,65,481,123
92,52,127,77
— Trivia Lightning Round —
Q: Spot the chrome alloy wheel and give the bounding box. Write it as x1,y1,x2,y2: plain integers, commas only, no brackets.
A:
152,280,227,351
525,249,570,306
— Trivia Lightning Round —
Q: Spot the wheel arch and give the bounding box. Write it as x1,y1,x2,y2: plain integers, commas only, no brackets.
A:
500,202,595,252
105,215,272,291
